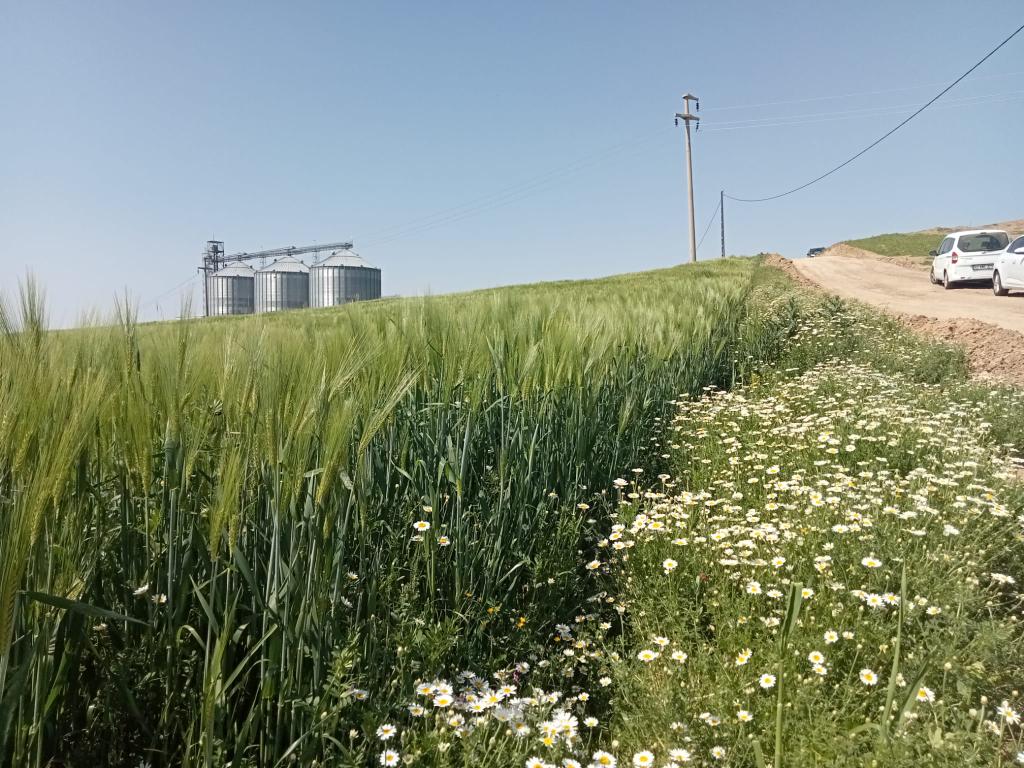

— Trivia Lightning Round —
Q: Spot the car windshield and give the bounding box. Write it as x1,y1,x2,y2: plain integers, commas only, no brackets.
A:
957,232,1008,252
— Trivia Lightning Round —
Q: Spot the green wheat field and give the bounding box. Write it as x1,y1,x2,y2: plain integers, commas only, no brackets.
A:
1,258,1023,767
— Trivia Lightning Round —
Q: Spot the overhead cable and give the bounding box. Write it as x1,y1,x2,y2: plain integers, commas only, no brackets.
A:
725,22,1024,203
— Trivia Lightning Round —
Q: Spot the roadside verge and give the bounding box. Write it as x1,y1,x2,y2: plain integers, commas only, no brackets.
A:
767,254,1024,388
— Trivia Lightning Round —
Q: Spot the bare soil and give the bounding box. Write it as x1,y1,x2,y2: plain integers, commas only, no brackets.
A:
784,254,1024,388
761,253,817,287
900,315,1024,387
823,243,926,271
968,218,1024,235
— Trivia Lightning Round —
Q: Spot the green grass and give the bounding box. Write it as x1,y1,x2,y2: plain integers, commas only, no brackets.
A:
355,291,1024,768
3,260,1021,767
843,230,950,264
0,258,798,767
600,354,1024,767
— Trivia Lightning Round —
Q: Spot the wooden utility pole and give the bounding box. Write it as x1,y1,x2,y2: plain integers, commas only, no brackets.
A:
675,93,700,263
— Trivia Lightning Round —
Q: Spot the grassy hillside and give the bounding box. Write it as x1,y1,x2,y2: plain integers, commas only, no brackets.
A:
844,218,1024,265
844,230,949,264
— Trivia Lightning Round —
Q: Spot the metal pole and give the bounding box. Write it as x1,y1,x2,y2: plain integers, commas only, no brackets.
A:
201,240,224,318
675,94,700,264
684,120,696,263
720,189,725,258
200,253,210,318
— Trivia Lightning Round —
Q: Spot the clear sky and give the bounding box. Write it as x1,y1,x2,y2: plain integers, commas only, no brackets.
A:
2,1,1022,326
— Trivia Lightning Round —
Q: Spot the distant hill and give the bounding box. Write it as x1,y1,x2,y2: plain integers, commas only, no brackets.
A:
842,218,1024,265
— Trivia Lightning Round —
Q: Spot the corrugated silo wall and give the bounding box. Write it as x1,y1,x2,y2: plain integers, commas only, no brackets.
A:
309,266,382,306
255,271,310,312
344,267,381,302
207,274,255,316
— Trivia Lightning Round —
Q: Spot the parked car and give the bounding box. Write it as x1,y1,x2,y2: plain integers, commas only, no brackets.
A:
929,230,1009,289
993,234,1024,296
806,247,825,258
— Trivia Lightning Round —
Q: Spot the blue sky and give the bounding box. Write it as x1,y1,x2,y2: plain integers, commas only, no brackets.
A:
1,1,1021,325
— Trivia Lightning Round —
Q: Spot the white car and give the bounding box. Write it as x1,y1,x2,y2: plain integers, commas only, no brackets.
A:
929,229,1009,289
993,234,1024,296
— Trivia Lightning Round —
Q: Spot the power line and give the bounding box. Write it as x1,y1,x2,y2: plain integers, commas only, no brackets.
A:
361,127,673,246
725,21,1024,203
143,274,198,311
369,81,1023,251
703,88,1024,130
703,92,1024,134
364,136,672,248
703,68,1024,112
696,196,721,252
169,127,675,312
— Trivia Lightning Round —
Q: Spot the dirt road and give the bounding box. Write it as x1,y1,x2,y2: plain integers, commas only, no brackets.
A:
790,253,1024,386
793,254,1024,334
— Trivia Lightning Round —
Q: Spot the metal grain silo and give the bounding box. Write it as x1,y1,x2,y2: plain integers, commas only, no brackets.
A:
206,264,255,316
254,256,310,313
309,250,382,308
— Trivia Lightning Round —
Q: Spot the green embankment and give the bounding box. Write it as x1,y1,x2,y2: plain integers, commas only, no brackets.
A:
844,230,950,264
844,219,1022,264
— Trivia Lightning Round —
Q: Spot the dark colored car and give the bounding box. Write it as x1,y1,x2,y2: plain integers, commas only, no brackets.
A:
806,247,825,258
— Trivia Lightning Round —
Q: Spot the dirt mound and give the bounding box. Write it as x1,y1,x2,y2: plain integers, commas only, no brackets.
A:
821,243,926,271
761,253,818,288
787,254,1024,389
899,315,1024,388
790,219,1024,388
972,218,1024,235
903,219,1024,235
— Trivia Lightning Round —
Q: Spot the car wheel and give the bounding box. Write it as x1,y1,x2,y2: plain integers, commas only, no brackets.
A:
943,271,953,290
929,268,938,285
993,271,1009,296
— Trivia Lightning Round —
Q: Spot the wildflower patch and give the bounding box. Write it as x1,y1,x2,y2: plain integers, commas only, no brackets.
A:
373,362,1024,767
